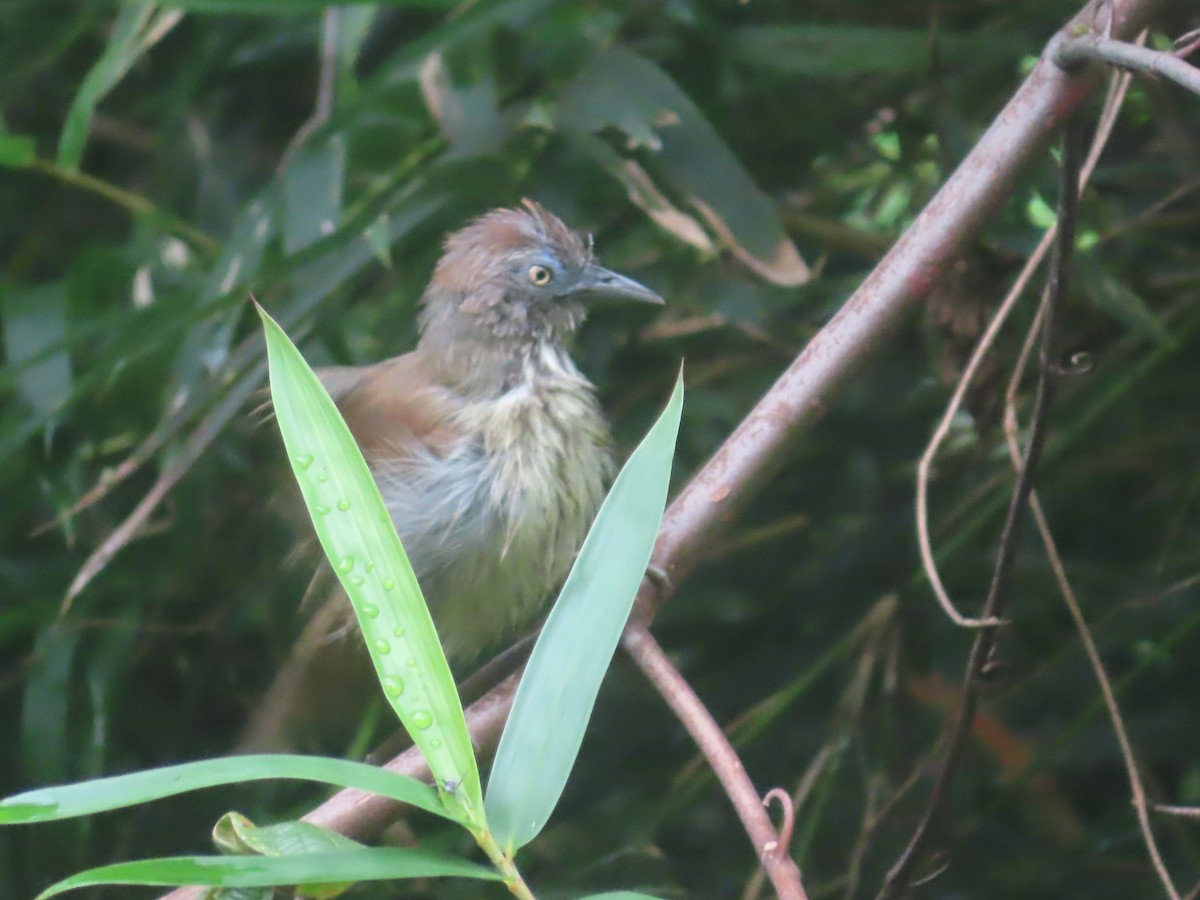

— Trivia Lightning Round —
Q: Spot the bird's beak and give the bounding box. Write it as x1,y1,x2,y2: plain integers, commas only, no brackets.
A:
570,264,665,305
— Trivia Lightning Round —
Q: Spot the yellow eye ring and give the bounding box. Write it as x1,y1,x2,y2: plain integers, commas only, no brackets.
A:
528,265,552,286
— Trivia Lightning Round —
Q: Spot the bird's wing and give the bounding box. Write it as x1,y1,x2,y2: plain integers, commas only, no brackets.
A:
325,351,464,463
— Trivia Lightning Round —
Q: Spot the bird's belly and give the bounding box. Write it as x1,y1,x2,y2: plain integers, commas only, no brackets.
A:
380,395,611,664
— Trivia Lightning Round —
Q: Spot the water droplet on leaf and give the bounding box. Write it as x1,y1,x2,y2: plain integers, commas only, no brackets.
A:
382,676,404,698
410,709,433,730
372,638,391,655
293,454,313,470
336,555,355,574
337,498,351,510
361,603,379,619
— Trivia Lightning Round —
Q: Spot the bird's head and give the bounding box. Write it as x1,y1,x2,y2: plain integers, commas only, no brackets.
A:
419,200,663,349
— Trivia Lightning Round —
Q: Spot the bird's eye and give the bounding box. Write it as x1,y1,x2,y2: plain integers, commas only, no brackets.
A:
528,264,553,286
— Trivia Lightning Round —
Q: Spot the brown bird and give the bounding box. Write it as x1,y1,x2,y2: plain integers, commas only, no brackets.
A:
242,200,663,751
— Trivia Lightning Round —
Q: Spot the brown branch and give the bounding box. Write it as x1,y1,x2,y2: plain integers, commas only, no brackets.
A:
877,118,1083,899
622,624,807,900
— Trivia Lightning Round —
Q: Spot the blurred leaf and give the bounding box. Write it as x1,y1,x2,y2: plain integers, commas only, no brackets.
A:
283,136,345,254
372,0,555,87
0,133,34,168
260,309,482,825
201,196,278,303
167,0,459,12
0,755,448,824
418,51,504,157
33,848,499,898
20,629,80,786
485,371,684,851
58,4,182,170
1076,254,1174,345
1,280,72,419
730,25,1018,76
559,48,809,286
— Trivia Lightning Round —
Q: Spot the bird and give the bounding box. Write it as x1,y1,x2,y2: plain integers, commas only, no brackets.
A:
241,200,664,751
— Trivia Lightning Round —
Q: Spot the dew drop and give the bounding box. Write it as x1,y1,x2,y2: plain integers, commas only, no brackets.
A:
383,578,396,591
293,453,314,470
336,555,355,574
410,709,433,730
337,498,351,511
317,472,329,483
365,561,375,573
430,738,443,749
361,603,379,619
393,626,406,638
314,504,331,516
381,676,405,699
372,638,391,655
349,574,365,587
405,657,417,669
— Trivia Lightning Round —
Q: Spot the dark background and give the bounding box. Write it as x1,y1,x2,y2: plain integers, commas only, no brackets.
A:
2,1,1199,897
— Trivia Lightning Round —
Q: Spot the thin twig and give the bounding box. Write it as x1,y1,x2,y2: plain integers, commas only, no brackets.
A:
1000,209,1182,900
742,746,835,900
1056,33,1200,96
914,47,1136,628
878,119,1083,900
622,623,808,900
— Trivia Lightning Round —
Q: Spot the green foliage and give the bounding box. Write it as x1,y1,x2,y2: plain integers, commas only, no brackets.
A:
486,372,683,852
2,0,1200,898
261,307,483,823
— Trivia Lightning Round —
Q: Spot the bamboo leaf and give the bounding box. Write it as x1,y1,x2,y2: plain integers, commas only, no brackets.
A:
33,848,498,898
0,755,448,824
485,370,684,851
258,308,483,826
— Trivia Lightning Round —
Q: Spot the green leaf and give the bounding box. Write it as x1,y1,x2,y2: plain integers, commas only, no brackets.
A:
165,0,458,12
213,813,363,856
729,25,1019,77
283,135,345,254
258,308,483,826
33,848,498,898
1076,254,1175,346
485,371,684,851
0,755,448,824
0,133,35,167
213,814,363,900
58,4,182,170
200,195,277,302
20,629,80,785
0,280,73,420
559,48,808,287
